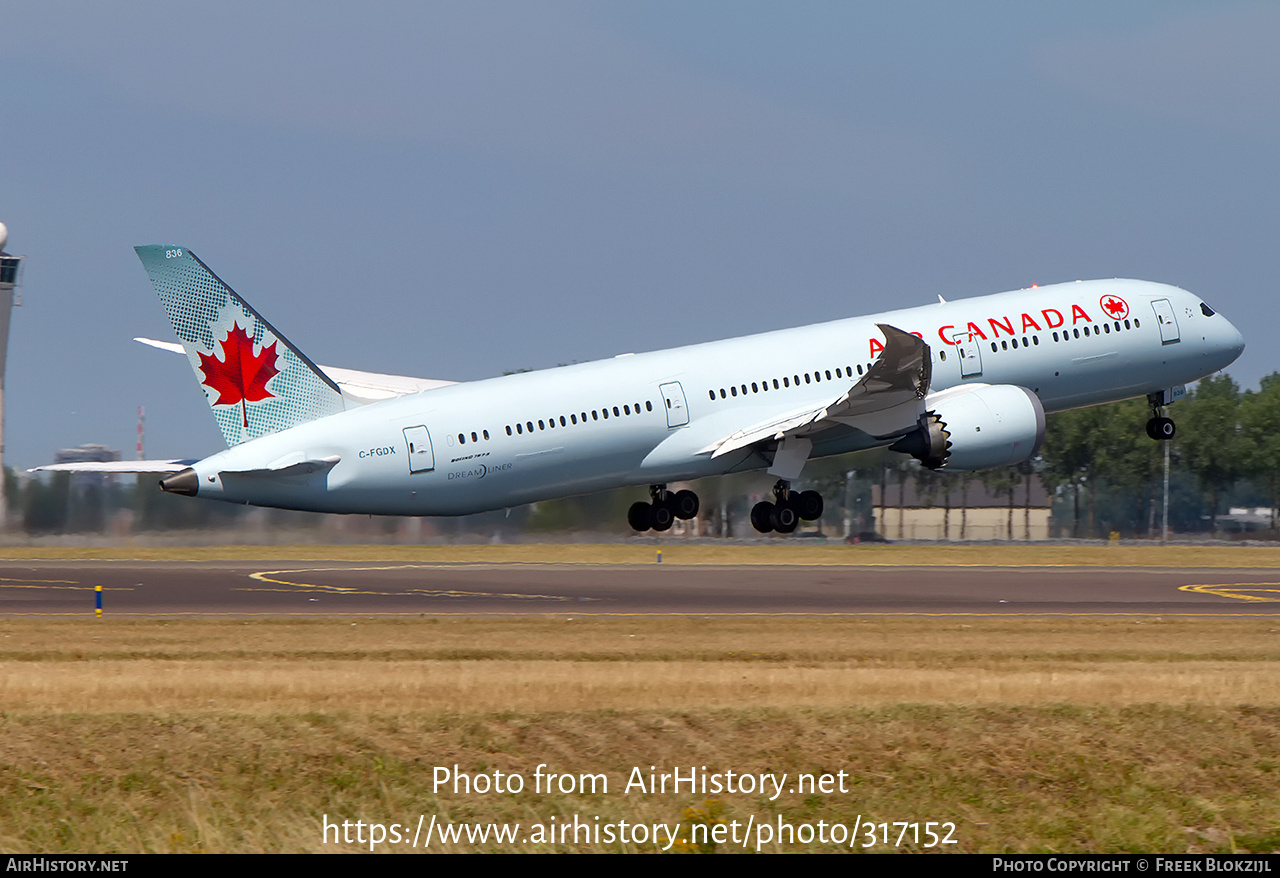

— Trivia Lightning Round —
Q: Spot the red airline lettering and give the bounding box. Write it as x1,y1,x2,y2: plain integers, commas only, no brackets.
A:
1071,304,1092,324
1020,313,1042,332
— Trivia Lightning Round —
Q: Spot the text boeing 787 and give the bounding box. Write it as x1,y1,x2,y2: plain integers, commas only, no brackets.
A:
37,245,1244,534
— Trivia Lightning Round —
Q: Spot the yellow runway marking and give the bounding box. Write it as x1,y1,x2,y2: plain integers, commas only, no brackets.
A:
248,566,584,601
0,577,133,592
1179,582,1280,602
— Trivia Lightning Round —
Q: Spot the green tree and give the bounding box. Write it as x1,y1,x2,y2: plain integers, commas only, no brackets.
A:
1241,374,1280,531
1179,374,1247,533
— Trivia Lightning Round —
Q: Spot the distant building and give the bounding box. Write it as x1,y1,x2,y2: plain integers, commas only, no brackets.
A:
871,478,1050,540
53,444,122,490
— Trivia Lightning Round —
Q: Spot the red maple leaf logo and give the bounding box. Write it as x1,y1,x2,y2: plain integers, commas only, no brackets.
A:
198,324,280,428
1100,295,1129,319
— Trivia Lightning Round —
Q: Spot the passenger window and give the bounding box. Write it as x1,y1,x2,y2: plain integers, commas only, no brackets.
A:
752,382,758,393
560,416,567,426
483,430,490,440
506,426,512,436
773,379,780,389
646,401,653,412
624,405,631,415
825,370,832,380
516,423,523,435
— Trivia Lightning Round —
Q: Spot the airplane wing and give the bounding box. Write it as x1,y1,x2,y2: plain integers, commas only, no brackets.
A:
133,338,457,404
700,324,931,459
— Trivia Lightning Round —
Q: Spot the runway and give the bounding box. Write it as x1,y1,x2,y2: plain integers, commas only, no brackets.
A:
0,560,1278,615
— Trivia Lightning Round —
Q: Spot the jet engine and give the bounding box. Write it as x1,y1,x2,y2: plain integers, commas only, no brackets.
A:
890,384,1045,471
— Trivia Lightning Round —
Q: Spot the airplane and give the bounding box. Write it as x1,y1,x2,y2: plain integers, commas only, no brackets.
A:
35,245,1245,535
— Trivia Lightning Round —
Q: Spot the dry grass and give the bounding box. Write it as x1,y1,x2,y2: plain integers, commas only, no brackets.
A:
2,542,1280,567
2,616,1280,853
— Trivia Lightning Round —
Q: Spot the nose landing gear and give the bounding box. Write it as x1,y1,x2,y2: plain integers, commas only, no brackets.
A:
1146,393,1176,440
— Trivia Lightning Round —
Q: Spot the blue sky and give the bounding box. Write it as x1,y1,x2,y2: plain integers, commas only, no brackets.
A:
2,2,1277,467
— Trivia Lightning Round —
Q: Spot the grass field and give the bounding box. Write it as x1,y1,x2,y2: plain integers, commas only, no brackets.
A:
1,612,1279,852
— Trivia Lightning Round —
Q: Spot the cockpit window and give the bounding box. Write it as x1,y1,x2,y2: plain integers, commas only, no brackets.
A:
1201,302,1216,317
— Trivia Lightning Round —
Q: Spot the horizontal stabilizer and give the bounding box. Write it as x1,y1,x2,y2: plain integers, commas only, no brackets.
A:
29,460,197,474
134,338,457,404
221,455,340,478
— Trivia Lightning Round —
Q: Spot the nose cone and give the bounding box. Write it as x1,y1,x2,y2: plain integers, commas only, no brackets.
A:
1204,310,1245,373
1218,313,1245,362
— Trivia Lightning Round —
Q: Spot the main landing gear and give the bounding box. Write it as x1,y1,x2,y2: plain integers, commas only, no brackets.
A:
1146,393,1176,441
628,484,700,532
750,480,824,534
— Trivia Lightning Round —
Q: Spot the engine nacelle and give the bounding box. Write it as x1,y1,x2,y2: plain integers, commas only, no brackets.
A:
891,384,1045,471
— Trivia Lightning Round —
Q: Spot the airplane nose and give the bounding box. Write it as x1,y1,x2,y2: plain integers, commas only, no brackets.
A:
1210,313,1245,367
1223,316,1245,359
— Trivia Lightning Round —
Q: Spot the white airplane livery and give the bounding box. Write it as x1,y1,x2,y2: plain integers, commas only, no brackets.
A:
38,246,1245,534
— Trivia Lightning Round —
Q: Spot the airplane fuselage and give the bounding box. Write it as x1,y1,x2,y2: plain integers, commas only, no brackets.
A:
183,278,1243,517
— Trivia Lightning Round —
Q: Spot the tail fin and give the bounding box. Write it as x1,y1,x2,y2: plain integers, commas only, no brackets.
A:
135,245,345,446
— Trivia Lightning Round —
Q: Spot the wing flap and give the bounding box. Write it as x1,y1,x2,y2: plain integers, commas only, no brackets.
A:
700,324,931,459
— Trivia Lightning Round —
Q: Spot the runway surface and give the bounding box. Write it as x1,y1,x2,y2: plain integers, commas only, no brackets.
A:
0,560,1278,615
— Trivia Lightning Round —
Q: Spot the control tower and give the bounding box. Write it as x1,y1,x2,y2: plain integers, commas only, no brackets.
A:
0,223,24,530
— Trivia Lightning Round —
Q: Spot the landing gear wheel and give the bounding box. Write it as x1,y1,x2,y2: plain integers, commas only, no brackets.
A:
650,503,675,532
770,502,799,534
672,490,700,520
1146,417,1176,441
751,501,776,534
627,501,653,532
797,490,824,521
